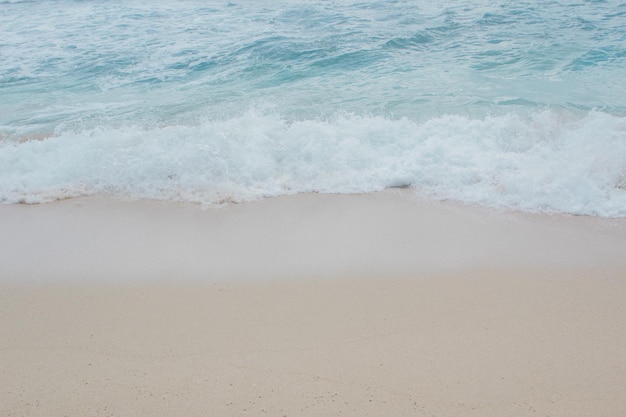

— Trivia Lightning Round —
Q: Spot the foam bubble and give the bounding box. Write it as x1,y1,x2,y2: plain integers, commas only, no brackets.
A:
1,109,625,216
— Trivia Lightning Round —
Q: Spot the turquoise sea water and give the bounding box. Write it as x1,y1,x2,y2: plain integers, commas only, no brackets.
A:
1,0,625,216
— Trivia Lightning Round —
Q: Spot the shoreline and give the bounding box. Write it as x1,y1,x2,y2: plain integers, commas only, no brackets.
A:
2,190,626,416
1,189,625,283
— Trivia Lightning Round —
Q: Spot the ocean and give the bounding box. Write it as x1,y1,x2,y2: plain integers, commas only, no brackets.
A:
1,0,625,216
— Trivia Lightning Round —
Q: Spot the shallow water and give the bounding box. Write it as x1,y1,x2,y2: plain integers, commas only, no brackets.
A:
1,0,625,216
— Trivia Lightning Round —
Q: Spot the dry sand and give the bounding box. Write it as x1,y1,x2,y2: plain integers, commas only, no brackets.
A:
1,190,626,416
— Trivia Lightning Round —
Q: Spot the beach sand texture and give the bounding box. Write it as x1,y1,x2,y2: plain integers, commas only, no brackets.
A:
2,190,626,417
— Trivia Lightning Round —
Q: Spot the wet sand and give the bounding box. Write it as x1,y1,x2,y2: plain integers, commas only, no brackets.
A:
1,190,625,416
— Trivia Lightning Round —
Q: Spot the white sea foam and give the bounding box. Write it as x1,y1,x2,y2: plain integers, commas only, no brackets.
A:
2,1,626,216
1,109,625,217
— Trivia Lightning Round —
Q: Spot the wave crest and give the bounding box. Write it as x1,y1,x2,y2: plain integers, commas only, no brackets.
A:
1,109,625,216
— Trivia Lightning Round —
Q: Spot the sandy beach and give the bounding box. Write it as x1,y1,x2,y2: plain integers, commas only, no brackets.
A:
2,190,626,417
